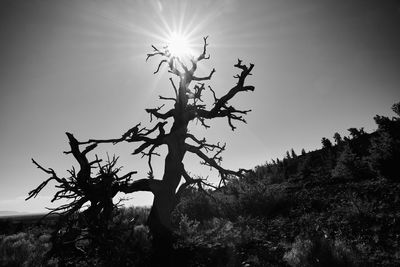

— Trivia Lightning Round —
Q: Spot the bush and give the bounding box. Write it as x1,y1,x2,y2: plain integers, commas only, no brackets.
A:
174,214,267,267
173,188,223,222
331,144,371,181
0,231,55,267
175,214,265,247
283,235,359,267
177,214,200,238
115,206,150,226
42,207,153,267
90,207,152,266
174,178,294,223
368,101,400,181
368,131,400,181
236,181,293,218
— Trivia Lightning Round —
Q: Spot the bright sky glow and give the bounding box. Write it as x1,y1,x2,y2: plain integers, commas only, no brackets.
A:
166,31,193,58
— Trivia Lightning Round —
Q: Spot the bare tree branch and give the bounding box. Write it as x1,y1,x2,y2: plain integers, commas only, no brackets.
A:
145,105,174,122
175,166,218,202
169,77,178,98
192,83,205,104
140,144,160,176
28,132,155,221
197,36,210,62
146,44,184,77
193,68,216,81
153,59,168,74
146,45,165,61
27,159,67,200
189,36,211,75
119,178,163,194
208,85,218,103
185,60,254,130
159,95,176,102
185,143,249,186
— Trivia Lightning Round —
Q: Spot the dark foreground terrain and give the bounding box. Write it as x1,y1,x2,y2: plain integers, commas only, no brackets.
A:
1,177,399,266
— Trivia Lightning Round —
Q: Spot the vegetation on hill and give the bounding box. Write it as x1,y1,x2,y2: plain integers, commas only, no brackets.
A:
2,101,399,266
170,101,400,266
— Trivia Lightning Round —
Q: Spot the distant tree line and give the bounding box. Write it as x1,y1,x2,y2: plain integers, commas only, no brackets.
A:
254,102,400,183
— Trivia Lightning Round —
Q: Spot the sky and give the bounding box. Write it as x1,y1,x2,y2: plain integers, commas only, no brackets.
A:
1,0,399,213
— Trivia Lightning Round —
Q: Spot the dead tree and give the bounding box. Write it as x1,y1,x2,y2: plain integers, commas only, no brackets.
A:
27,133,138,264
79,37,255,263
28,37,254,265
27,132,140,221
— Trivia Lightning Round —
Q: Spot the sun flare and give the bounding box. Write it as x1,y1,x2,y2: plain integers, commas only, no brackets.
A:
166,32,193,58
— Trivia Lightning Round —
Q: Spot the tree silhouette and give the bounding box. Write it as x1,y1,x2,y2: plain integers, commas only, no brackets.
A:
333,132,342,145
369,101,400,181
321,137,332,149
347,127,365,139
291,148,297,158
27,133,140,264
28,37,254,265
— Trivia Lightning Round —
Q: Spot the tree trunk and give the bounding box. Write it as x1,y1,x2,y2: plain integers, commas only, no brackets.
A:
147,156,183,266
147,91,188,266
148,189,175,266
147,144,186,264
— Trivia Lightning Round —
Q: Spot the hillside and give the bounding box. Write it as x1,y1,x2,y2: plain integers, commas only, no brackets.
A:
171,102,400,266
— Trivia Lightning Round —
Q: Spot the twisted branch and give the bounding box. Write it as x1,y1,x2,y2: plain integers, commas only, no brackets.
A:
185,143,249,187
28,133,160,219
187,60,254,130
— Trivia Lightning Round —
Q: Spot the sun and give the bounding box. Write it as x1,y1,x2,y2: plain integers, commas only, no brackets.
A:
166,32,193,59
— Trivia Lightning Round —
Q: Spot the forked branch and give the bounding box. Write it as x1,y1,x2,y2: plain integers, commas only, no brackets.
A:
145,105,174,122
193,68,216,81
188,60,254,130
185,143,250,187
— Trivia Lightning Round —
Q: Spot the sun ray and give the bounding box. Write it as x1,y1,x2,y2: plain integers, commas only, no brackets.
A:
177,4,184,35
81,0,255,79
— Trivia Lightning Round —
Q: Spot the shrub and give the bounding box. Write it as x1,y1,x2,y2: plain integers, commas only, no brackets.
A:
174,215,267,267
283,235,359,267
175,178,294,222
115,206,150,225
331,144,371,180
178,214,200,238
368,101,400,181
0,231,55,267
237,182,293,218
175,214,265,247
92,207,152,266
368,131,400,181
344,193,375,221
173,188,223,222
